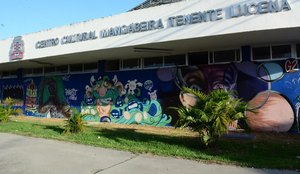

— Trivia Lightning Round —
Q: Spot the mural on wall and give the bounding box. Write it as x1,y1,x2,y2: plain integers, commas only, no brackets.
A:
38,76,71,118
81,75,172,126
25,80,38,113
175,64,237,93
246,91,294,132
244,61,297,132
1,58,300,131
175,62,299,132
273,71,300,133
65,88,78,101
2,85,23,106
244,61,298,132
285,58,299,73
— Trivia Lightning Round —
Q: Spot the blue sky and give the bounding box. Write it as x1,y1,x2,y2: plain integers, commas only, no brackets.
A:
0,0,145,40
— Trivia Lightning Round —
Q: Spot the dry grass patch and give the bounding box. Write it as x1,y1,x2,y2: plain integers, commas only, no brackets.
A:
11,116,66,125
12,116,197,137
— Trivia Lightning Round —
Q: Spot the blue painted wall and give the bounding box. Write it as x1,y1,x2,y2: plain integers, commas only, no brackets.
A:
0,57,299,132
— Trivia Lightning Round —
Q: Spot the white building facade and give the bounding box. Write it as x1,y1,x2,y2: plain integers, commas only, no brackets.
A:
0,0,299,132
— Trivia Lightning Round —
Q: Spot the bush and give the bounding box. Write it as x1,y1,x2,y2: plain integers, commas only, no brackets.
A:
0,98,15,123
171,87,247,146
64,108,85,134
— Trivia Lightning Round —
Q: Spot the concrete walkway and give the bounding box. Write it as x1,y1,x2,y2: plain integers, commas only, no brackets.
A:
0,133,298,174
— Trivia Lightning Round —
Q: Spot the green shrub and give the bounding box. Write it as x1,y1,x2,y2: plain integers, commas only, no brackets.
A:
171,87,247,146
64,108,85,134
12,108,24,116
0,98,15,123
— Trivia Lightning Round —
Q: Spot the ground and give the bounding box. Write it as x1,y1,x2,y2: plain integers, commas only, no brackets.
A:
12,115,300,143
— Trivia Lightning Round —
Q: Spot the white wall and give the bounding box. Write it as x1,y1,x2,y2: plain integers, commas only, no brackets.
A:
0,0,299,63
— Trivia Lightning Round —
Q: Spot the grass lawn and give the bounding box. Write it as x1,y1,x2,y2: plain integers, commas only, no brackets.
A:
0,116,299,170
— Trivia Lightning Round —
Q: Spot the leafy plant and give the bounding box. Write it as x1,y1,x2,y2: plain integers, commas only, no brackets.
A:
0,97,15,123
171,87,247,146
64,108,85,134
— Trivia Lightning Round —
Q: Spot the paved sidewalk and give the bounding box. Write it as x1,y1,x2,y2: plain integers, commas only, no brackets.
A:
0,133,298,174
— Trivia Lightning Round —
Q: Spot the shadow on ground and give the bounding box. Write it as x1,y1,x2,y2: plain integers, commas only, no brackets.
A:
97,127,201,151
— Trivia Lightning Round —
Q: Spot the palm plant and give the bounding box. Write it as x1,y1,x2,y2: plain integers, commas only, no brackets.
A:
172,87,247,146
64,108,85,134
0,97,15,123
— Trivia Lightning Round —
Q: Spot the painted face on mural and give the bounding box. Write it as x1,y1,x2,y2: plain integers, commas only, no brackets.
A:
48,80,57,95
85,85,92,97
177,65,237,94
38,77,71,118
97,83,108,97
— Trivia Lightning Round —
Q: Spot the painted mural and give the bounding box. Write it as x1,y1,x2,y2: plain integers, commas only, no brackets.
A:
174,60,299,133
2,85,23,106
175,64,238,93
25,80,37,113
38,76,71,118
80,75,172,126
246,91,294,132
1,58,300,131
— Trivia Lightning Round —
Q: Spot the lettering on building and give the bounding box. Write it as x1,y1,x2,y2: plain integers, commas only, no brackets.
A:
36,38,59,49
35,31,97,49
168,9,223,27
34,0,292,46
61,31,97,45
230,0,291,18
100,19,164,38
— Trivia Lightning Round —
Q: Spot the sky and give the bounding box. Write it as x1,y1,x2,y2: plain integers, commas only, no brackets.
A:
0,0,145,40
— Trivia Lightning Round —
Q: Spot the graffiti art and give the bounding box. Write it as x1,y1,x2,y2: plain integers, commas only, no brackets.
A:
80,75,172,126
38,76,71,118
25,80,37,113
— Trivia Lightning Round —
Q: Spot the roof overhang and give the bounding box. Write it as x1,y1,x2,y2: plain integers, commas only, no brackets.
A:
1,26,300,71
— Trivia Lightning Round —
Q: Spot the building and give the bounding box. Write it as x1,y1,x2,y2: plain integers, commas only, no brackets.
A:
0,0,299,132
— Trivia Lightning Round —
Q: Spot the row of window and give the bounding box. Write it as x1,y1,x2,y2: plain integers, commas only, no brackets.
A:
24,63,98,77
1,44,300,77
252,44,300,61
0,62,98,78
0,70,18,78
106,44,300,71
105,49,241,71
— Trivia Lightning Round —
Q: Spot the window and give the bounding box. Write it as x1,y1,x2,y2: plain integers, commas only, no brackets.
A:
143,56,163,68
24,68,43,77
252,44,292,61
1,70,17,78
10,71,17,76
296,44,300,58
69,64,83,73
56,65,68,74
33,68,43,75
164,54,186,66
272,45,291,59
83,63,98,72
122,58,140,70
24,69,33,76
209,49,241,64
105,60,120,71
44,67,55,74
252,46,270,60
188,52,208,65
24,63,98,76
2,71,10,77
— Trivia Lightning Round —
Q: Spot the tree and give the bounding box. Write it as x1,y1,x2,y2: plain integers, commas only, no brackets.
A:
172,87,247,146
0,97,15,123
64,108,85,134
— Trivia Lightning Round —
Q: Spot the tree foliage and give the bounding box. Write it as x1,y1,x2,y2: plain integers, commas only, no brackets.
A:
172,87,247,146
0,98,15,123
64,108,85,134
